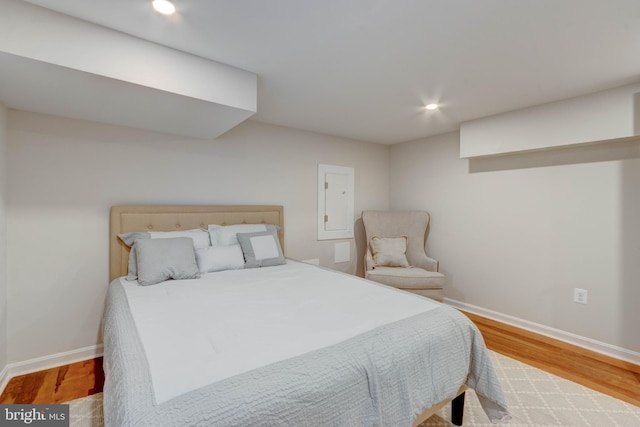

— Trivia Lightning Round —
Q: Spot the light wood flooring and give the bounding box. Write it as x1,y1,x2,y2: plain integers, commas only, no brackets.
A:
463,311,640,407
1,313,638,406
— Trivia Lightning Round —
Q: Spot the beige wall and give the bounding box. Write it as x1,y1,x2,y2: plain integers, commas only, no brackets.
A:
0,104,7,373
390,131,640,355
8,103,639,367
6,111,389,363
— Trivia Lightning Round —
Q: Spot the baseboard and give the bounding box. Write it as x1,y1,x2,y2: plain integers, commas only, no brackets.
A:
0,344,103,396
444,298,640,366
0,364,9,398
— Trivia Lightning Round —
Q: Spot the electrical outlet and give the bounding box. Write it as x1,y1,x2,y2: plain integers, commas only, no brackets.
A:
573,288,588,305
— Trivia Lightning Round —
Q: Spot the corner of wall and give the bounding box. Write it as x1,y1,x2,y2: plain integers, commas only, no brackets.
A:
0,103,8,390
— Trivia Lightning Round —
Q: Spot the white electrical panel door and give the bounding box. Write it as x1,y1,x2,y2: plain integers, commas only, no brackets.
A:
318,164,354,240
325,172,349,231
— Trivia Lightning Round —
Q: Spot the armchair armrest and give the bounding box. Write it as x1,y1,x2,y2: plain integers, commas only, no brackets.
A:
365,249,374,272
412,253,440,272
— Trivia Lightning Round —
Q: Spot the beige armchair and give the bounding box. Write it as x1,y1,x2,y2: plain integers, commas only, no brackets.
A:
362,210,445,301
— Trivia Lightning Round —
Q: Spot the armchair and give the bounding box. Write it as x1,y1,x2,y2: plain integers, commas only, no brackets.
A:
362,210,445,301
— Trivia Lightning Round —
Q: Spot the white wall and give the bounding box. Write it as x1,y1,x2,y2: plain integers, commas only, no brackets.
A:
390,131,640,357
6,111,389,363
0,103,7,376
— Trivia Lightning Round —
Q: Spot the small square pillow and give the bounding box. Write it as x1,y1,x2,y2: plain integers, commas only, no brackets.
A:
208,224,279,246
118,229,209,280
195,244,245,273
370,236,410,268
135,237,200,286
237,229,285,268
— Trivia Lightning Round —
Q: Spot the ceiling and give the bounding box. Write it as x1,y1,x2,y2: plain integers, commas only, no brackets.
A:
20,0,640,144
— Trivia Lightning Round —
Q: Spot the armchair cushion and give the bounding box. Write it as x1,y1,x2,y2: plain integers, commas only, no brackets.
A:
370,236,410,267
366,267,444,290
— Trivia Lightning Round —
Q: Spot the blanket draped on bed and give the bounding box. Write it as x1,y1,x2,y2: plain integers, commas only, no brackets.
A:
103,280,509,426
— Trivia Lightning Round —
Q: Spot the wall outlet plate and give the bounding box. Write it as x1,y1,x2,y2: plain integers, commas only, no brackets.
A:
573,288,588,305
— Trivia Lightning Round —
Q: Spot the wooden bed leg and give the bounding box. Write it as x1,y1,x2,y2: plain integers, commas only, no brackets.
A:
451,391,465,426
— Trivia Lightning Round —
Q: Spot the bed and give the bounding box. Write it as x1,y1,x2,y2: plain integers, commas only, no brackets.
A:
103,205,509,426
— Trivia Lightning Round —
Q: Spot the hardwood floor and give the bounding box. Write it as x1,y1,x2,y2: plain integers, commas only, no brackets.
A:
0,357,103,404
1,313,638,407
463,311,640,407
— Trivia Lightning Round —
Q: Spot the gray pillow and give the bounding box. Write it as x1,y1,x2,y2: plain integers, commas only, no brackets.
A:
117,230,209,280
118,231,150,247
118,232,151,281
237,228,285,268
135,237,200,286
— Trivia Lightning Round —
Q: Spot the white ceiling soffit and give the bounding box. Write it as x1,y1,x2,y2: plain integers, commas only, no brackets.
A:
0,52,255,140
0,0,256,139
460,82,640,158
18,0,640,145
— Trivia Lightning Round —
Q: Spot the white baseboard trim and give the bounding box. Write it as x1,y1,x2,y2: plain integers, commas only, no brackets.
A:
0,344,103,396
0,364,9,398
444,298,640,366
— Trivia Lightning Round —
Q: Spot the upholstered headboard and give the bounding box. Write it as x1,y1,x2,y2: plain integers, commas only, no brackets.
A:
110,205,284,281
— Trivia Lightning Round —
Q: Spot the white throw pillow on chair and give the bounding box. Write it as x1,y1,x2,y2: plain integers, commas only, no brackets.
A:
370,236,410,268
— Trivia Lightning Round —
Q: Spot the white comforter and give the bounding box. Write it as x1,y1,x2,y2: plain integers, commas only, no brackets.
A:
121,260,439,404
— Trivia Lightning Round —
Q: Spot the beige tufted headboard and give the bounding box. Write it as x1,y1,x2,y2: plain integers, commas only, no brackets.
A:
110,205,284,281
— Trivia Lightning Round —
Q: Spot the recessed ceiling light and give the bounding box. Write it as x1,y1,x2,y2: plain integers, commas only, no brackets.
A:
425,103,439,111
153,0,176,15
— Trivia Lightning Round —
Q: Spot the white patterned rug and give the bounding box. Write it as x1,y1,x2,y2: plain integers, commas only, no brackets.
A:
420,352,640,426
66,351,640,426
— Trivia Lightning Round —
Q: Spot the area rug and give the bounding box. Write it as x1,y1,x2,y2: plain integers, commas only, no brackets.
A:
66,351,640,426
420,351,640,426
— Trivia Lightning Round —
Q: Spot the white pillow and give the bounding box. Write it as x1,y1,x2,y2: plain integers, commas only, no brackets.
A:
207,224,221,245
370,236,410,268
208,224,277,246
195,244,245,273
149,229,210,249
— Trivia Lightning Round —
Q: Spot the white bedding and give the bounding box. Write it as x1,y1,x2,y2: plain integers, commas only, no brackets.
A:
121,260,439,404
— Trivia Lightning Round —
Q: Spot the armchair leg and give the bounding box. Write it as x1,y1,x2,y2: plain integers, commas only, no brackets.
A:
451,392,465,426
